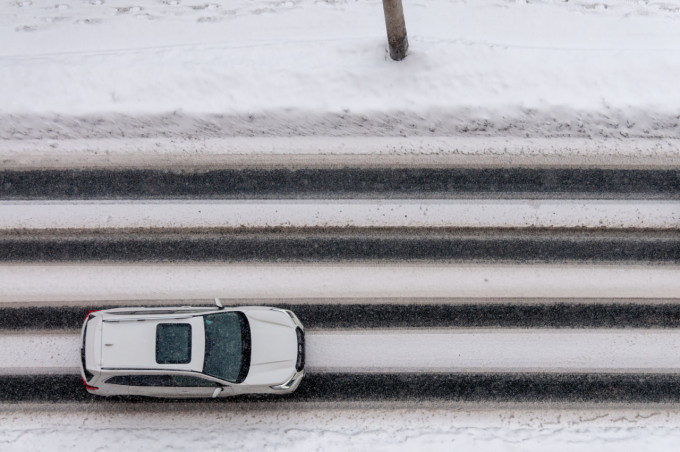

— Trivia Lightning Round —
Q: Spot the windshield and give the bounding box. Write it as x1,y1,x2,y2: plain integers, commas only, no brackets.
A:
202,312,250,383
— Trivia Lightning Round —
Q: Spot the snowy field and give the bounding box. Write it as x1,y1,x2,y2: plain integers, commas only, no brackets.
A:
3,0,680,144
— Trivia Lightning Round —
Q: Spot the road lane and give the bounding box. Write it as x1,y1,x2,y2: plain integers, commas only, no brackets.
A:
1,199,679,230
5,329,680,376
1,263,679,303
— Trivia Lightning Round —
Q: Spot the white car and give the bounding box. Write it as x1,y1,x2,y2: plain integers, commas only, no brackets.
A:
80,301,305,398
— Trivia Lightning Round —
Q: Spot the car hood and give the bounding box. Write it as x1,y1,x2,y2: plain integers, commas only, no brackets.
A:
243,310,297,385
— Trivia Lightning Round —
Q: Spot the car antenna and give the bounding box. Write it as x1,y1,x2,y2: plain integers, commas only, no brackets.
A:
214,297,224,310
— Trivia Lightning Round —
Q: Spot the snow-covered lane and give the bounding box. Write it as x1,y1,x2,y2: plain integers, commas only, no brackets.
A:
1,263,679,303
307,329,680,373
1,199,678,229
5,329,680,376
0,332,80,375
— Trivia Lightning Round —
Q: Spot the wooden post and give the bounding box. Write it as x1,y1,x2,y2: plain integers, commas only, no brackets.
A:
382,0,408,61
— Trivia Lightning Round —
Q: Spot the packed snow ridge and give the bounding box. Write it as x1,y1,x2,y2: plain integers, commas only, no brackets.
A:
2,0,680,141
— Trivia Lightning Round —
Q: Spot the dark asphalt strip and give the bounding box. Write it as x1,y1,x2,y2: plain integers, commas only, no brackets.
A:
4,303,680,330
1,168,679,199
2,233,680,262
4,374,680,403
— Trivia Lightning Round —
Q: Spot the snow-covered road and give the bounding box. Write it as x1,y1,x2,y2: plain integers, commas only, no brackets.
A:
5,328,680,376
1,263,679,303
1,199,678,229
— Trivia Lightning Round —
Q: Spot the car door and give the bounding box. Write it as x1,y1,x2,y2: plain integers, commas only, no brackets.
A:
109,373,234,398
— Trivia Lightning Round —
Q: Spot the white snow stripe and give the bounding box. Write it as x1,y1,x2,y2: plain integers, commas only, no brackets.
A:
0,263,679,303
1,200,678,230
307,329,680,373
0,332,81,375
2,137,680,169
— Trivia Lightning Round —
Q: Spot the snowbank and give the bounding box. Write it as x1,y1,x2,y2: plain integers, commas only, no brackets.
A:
3,0,680,141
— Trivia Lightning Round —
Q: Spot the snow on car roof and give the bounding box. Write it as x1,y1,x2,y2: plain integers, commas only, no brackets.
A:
100,316,204,372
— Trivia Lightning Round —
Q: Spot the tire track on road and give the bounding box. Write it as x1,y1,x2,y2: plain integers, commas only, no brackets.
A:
5,373,680,403
4,303,680,330
2,168,678,199
2,230,680,262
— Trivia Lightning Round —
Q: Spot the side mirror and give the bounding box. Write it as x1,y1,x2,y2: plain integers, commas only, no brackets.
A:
211,387,223,398
214,298,224,310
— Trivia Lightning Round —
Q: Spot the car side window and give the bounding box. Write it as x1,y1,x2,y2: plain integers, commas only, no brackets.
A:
105,375,176,387
172,375,220,387
106,374,219,387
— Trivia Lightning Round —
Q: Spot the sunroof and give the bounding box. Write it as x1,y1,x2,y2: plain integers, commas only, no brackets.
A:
156,324,192,364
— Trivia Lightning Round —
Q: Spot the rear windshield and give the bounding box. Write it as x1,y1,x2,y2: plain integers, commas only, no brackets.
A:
202,312,250,383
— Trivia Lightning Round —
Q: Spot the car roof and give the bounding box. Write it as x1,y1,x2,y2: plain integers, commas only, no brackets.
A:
99,315,205,372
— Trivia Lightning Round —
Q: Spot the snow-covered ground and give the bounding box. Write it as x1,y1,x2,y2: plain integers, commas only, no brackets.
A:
5,404,680,452
3,0,680,144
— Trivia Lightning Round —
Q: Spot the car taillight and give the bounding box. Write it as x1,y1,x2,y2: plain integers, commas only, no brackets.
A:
84,310,99,323
82,377,98,391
